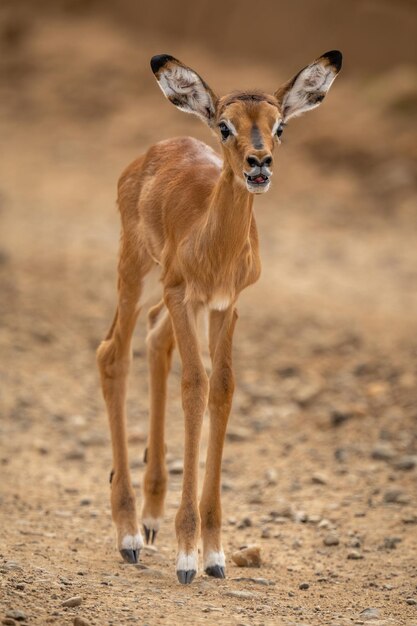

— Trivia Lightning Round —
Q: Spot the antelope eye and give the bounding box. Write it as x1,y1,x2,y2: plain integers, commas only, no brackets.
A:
219,122,231,140
276,122,284,138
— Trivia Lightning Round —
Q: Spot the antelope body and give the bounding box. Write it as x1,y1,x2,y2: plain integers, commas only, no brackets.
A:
97,51,342,583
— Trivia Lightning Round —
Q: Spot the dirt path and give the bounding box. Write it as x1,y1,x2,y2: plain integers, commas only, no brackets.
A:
1,11,416,626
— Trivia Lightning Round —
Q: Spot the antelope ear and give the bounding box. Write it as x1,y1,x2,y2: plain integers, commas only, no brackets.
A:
275,50,342,122
150,54,218,127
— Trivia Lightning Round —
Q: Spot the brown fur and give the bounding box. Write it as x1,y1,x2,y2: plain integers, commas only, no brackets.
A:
97,50,342,581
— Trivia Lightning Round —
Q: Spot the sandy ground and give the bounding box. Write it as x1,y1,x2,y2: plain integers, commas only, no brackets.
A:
0,9,417,626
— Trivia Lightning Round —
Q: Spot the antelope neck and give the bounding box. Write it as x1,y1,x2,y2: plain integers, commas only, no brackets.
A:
204,164,254,254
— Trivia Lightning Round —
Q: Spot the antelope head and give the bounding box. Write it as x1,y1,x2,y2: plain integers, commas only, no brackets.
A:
150,50,342,194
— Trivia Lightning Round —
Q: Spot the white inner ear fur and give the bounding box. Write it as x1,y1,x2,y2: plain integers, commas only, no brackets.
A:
157,65,215,124
281,62,338,121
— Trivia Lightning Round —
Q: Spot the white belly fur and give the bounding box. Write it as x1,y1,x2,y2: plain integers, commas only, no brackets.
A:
209,293,231,311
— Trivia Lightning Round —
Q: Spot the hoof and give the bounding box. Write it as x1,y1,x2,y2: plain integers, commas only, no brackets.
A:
205,565,225,578
120,548,140,564
177,569,196,585
143,525,157,545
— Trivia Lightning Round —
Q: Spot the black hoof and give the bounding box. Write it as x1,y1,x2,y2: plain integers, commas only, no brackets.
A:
205,565,225,579
143,525,158,545
143,525,150,544
120,548,140,564
177,569,196,585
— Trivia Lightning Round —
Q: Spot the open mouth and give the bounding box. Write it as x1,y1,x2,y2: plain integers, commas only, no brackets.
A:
244,173,270,188
244,172,269,193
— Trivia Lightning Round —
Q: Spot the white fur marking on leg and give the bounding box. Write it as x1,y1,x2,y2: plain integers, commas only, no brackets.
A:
176,550,198,573
204,550,225,569
121,532,144,550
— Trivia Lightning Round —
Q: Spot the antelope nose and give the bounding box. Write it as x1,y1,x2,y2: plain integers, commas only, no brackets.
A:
246,155,273,168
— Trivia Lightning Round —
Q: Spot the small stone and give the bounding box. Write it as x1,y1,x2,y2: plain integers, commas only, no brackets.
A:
226,426,251,442
5,610,26,622
293,510,308,523
265,468,278,485
371,444,395,461
134,563,149,570
271,498,294,519
168,460,183,475
237,516,252,529
308,514,321,524
406,598,417,606
347,550,364,560
79,497,92,506
330,410,352,427
70,414,87,427
359,607,380,620
2,619,17,626
318,518,331,529
384,489,410,504
348,537,362,548
393,455,416,470
383,537,401,550
294,382,321,406
323,532,340,546
65,448,86,461
128,429,146,443
366,381,388,397
299,582,309,590
312,473,328,485
136,568,164,578
62,596,82,608
261,527,271,538
232,545,262,568
74,619,91,626
142,545,158,554
3,562,22,571
233,577,274,586
223,590,257,599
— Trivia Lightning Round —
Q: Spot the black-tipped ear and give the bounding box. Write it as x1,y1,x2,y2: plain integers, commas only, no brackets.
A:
321,50,343,73
275,50,343,121
150,54,218,127
150,54,176,75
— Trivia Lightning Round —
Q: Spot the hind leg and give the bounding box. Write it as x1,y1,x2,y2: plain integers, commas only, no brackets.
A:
97,245,152,564
142,302,174,544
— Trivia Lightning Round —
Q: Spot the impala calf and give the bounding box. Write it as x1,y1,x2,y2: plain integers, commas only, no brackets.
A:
97,50,342,584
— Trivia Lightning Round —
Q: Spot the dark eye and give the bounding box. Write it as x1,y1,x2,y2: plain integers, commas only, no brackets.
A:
276,122,284,139
219,122,231,140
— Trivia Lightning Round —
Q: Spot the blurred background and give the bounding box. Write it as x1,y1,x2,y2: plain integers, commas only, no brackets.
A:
0,1,416,624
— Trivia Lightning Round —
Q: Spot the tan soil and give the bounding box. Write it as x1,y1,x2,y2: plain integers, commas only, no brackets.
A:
0,5,416,626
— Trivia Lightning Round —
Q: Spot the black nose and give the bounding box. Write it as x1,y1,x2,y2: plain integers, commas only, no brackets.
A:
247,155,272,168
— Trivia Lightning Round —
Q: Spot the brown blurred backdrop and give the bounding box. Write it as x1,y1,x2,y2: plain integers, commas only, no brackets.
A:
0,2,417,624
